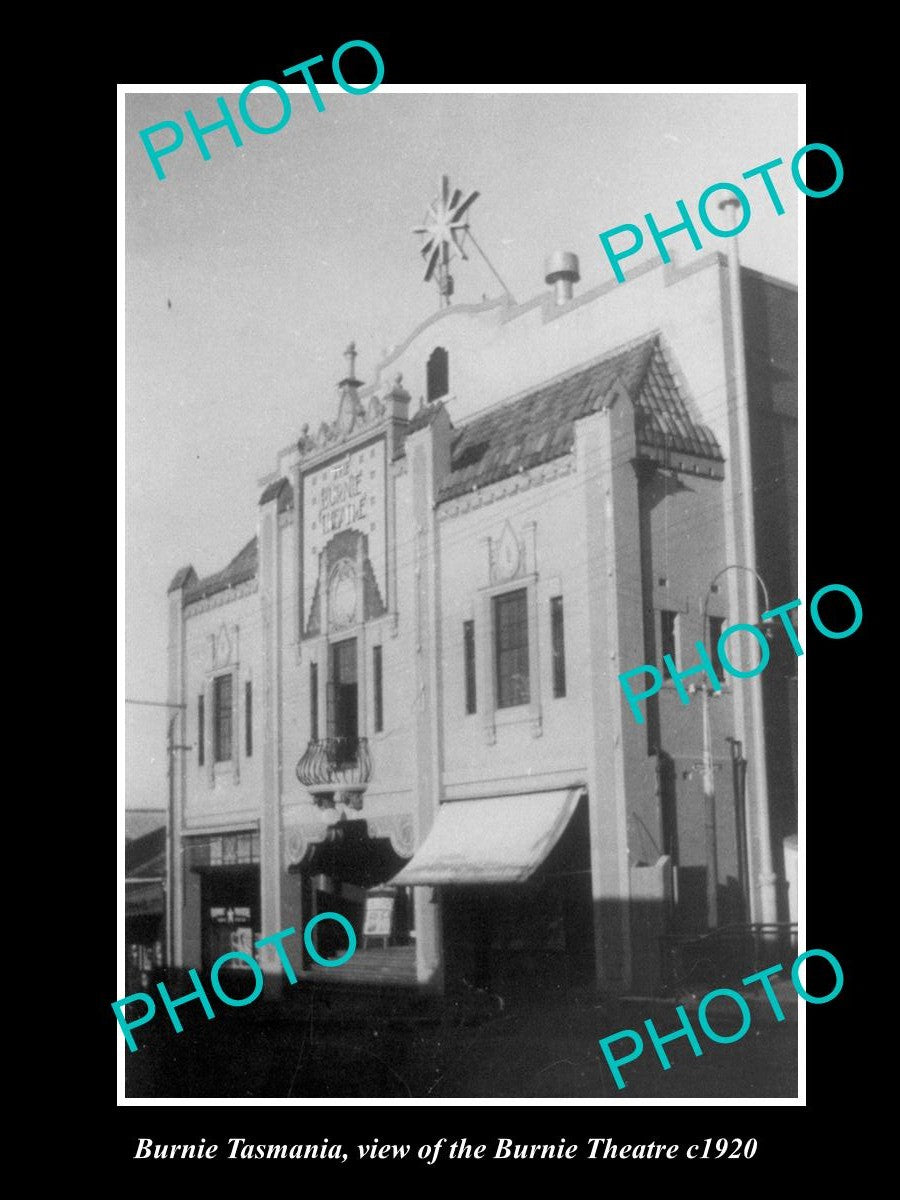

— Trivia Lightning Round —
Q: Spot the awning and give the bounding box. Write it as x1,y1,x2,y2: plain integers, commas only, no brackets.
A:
125,880,165,917
390,787,584,886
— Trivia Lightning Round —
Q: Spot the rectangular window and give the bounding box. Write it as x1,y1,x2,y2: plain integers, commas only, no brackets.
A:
551,596,566,698
463,620,476,714
213,673,233,763
661,610,678,663
708,616,725,667
245,681,253,757
373,644,384,733
493,588,530,708
310,661,319,741
329,639,358,742
197,694,205,766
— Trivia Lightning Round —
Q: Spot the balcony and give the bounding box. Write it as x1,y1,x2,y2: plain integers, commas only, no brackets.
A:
296,736,373,809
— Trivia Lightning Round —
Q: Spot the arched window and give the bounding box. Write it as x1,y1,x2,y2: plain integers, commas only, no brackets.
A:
426,346,449,402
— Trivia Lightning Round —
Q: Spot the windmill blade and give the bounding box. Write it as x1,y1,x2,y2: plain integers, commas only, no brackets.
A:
413,177,480,301
452,190,479,221
423,244,441,282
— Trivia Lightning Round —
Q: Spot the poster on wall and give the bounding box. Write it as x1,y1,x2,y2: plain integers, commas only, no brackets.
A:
363,894,394,940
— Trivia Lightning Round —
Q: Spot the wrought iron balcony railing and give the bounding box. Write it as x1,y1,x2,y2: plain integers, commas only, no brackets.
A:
296,736,373,803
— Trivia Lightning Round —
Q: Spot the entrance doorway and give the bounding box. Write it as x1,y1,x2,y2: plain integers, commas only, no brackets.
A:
201,866,260,990
441,795,594,996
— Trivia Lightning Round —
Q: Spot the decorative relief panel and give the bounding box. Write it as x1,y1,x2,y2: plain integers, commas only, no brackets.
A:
303,440,387,635
490,520,523,584
328,558,358,630
368,812,415,859
283,812,415,870
210,622,239,670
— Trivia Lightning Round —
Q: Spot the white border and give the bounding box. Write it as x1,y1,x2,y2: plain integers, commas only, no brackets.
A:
118,82,806,1108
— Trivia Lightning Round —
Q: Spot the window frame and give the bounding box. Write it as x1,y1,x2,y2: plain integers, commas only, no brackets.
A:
478,574,542,742
310,660,319,741
660,609,679,665
197,693,205,766
212,672,234,764
426,345,449,402
550,595,567,698
493,587,531,710
373,643,384,734
463,619,477,715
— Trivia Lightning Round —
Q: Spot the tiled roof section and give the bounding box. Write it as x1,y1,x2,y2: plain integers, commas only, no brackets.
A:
634,343,723,460
168,565,197,594
125,810,166,841
407,399,447,435
184,537,258,605
438,337,722,502
126,826,166,877
259,477,293,511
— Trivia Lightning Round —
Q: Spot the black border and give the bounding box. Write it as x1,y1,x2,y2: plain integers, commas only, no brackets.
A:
115,30,866,1172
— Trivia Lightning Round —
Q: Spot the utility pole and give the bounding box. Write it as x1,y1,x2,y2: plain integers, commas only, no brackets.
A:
125,698,188,968
700,566,771,932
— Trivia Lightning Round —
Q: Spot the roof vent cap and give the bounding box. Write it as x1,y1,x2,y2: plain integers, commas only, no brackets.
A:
544,251,580,304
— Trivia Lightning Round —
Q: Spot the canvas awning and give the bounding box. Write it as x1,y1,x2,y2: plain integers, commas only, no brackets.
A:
125,880,165,917
390,787,585,886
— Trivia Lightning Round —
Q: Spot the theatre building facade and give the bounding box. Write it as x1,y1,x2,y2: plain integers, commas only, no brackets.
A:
167,246,797,996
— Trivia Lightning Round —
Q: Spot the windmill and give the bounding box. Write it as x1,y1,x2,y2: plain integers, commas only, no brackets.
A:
413,175,480,307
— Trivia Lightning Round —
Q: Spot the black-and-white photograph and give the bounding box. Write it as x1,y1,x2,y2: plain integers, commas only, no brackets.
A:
121,81,801,1105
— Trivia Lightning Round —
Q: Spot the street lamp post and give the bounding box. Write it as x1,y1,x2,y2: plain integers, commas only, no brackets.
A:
700,565,771,931
699,676,718,929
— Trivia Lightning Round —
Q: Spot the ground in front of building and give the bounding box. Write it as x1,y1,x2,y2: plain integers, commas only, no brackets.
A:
124,978,798,1100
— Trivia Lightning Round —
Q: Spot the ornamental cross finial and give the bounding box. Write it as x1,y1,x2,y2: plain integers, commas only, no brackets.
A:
338,341,362,390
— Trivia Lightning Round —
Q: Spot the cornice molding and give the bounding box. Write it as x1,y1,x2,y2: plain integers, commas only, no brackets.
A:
184,578,258,616
436,453,576,521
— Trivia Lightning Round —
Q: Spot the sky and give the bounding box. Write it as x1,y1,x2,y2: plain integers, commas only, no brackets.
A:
122,87,799,809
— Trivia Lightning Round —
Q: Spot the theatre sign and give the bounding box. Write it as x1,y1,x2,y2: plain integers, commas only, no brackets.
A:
287,342,417,645
302,439,387,635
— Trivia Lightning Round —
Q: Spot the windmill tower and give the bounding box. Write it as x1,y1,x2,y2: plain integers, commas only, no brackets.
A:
413,175,480,307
